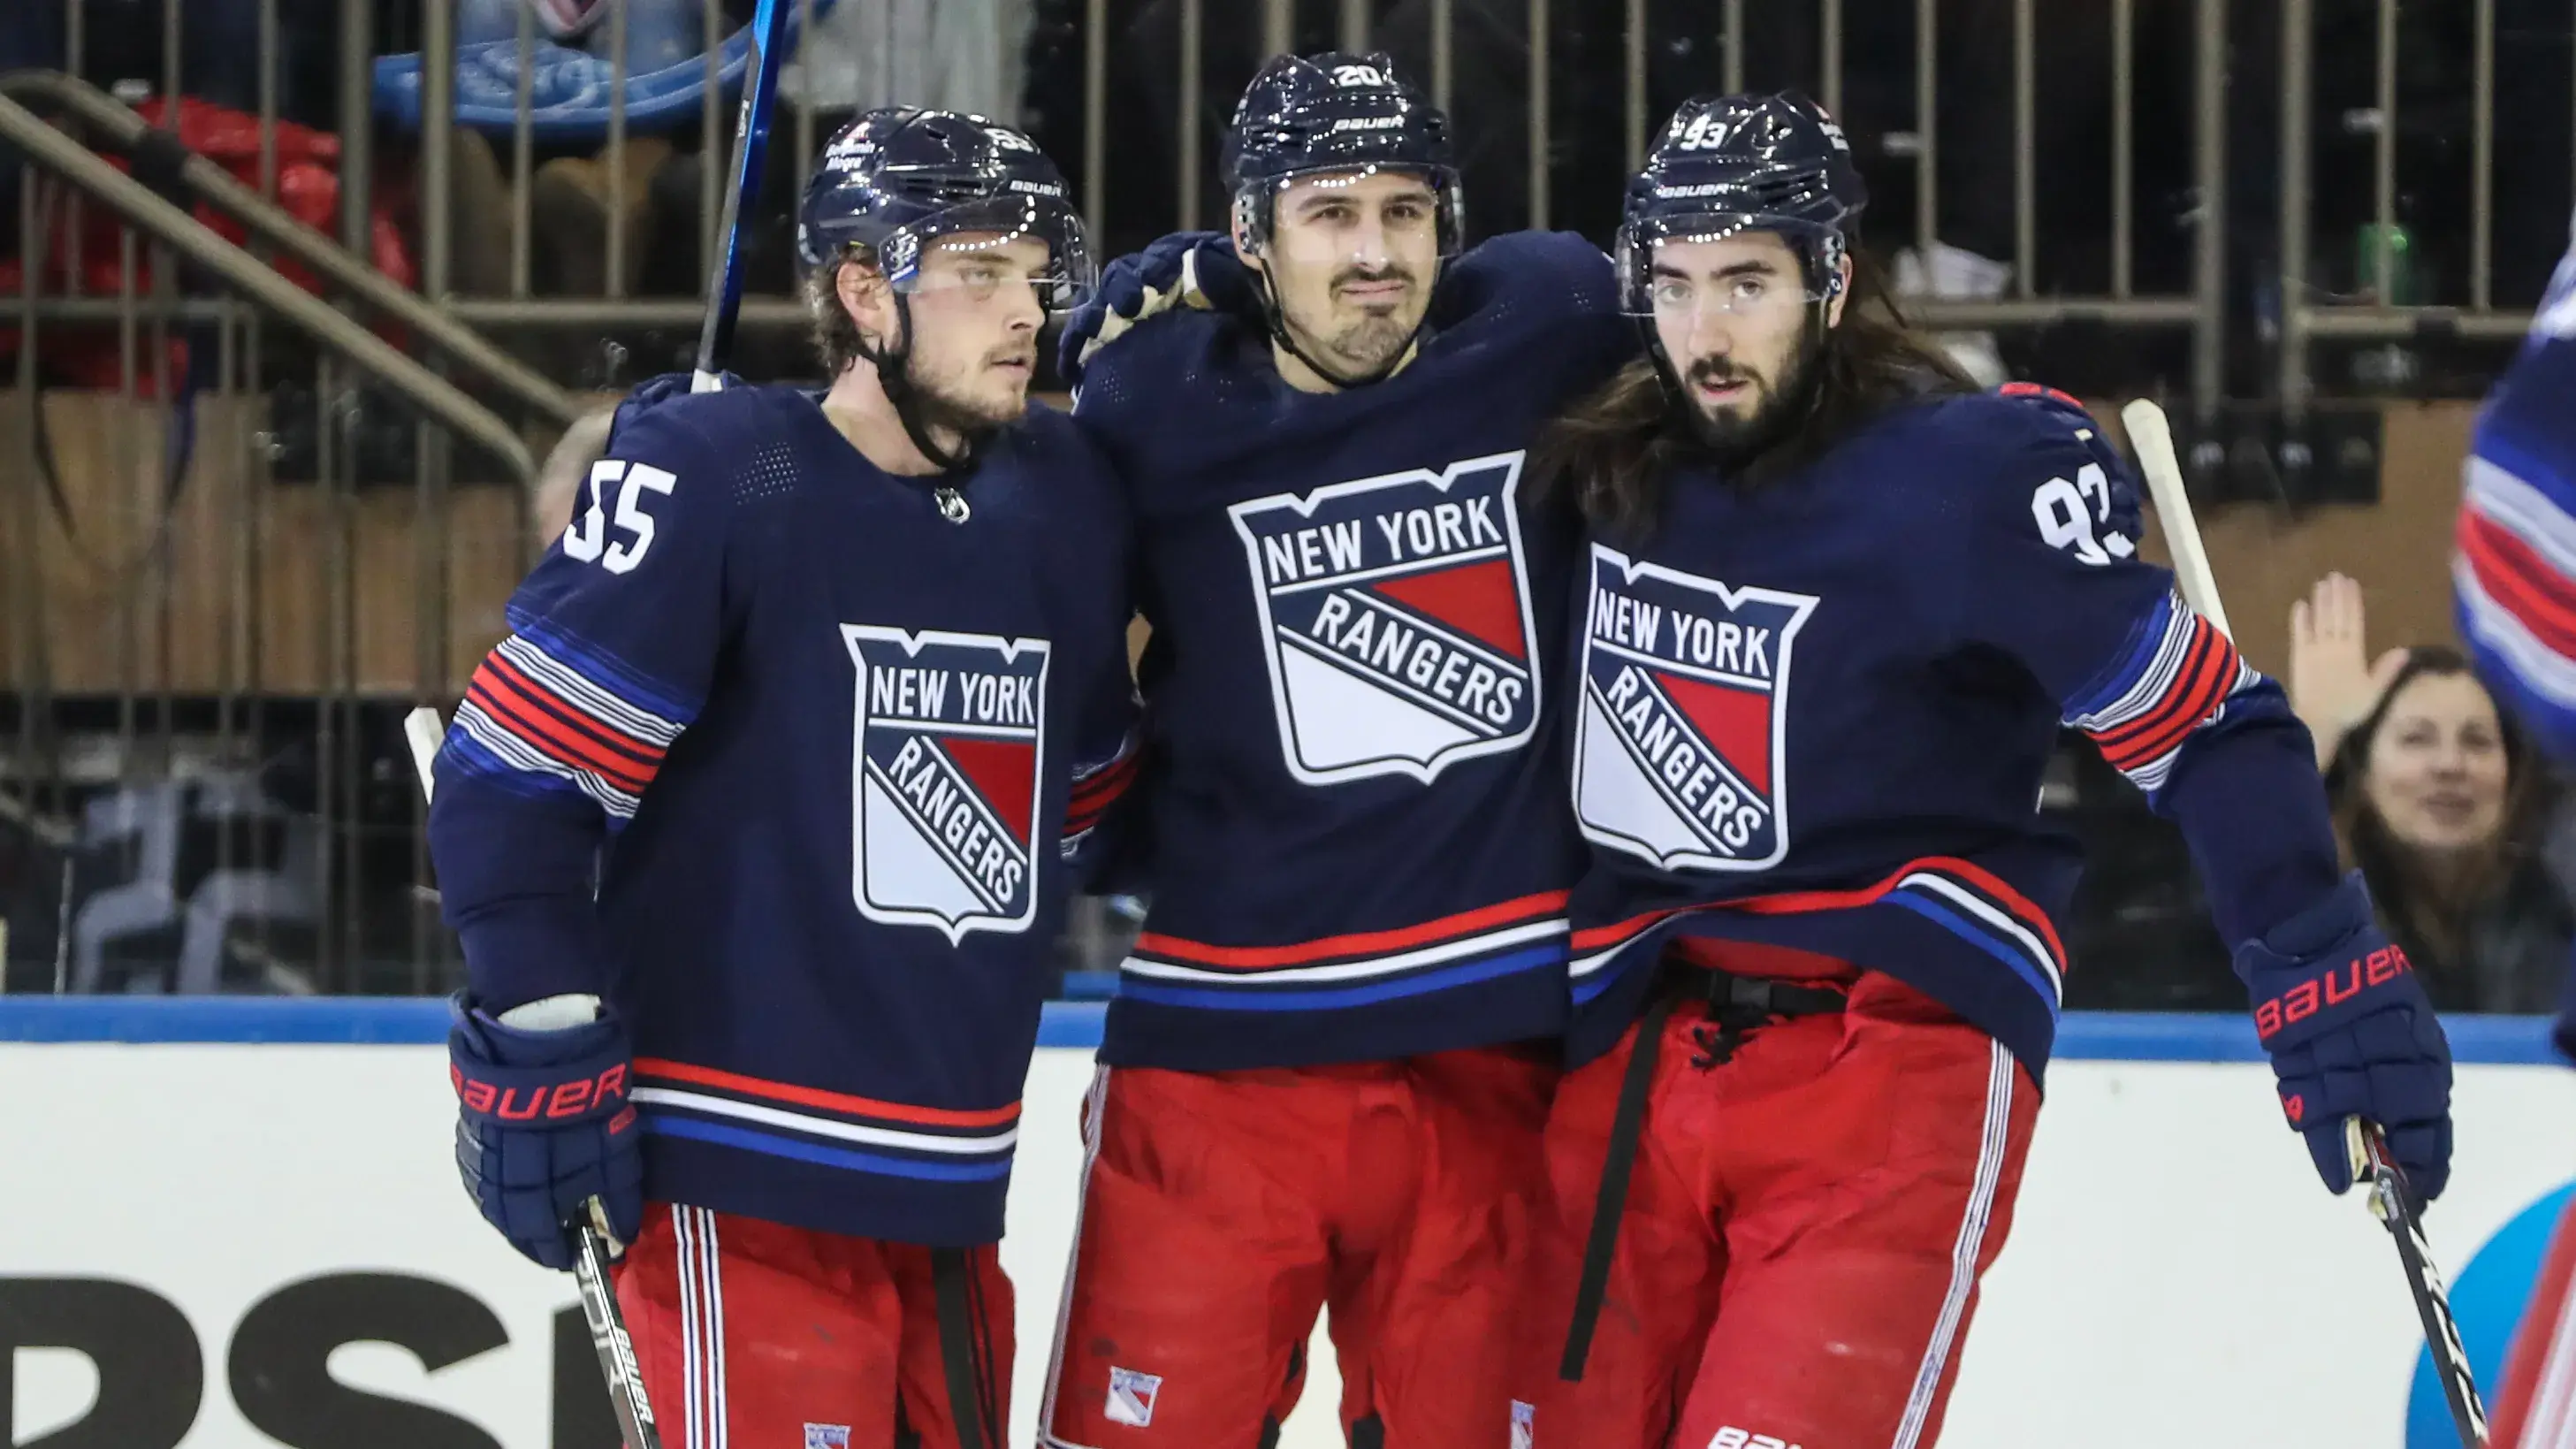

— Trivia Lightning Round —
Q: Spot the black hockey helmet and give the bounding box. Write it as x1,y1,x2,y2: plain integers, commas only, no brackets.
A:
1615,91,1864,316
1223,51,1462,258
797,108,1095,478
797,107,1097,307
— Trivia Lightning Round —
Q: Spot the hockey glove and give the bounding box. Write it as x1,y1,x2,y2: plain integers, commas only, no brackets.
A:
2235,873,2452,1204
1056,231,1255,387
447,995,644,1270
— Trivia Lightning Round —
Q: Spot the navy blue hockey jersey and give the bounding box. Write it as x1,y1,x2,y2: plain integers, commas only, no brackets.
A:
1073,231,1634,1070
1566,386,2344,1078
427,384,1138,1247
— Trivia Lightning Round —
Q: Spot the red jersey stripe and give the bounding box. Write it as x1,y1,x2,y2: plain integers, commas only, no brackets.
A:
1570,856,2065,966
2460,507,2576,659
469,663,659,795
634,1057,1022,1132
1137,888,1572,969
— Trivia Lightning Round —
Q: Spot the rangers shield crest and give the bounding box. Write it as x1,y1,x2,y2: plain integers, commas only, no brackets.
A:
842,625,1050,942
1575,545,1818,872
1228,452,1542,785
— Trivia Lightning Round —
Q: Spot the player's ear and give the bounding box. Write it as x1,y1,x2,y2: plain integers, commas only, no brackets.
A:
1825,252,1855,328
836,257,898,349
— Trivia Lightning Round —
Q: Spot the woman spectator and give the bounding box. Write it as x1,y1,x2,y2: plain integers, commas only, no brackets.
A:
2290,573,2575,1012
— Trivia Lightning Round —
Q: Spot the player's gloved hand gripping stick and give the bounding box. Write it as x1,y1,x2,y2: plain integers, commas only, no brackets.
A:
2123,400,2487,1447
408,705,662,1449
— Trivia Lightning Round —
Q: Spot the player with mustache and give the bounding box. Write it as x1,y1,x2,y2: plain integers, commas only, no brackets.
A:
1035,51,1633,1449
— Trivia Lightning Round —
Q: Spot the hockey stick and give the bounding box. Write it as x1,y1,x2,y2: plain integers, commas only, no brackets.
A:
2118,400,2489,1448
691,0,789,394
402,707,667,1449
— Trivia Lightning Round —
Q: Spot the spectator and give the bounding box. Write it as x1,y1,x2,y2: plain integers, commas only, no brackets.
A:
2290,575,2574,1012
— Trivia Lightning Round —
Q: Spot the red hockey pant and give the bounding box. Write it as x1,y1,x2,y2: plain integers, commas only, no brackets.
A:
1041,1046,1557,1449
1528,961,2037,1449
614,1202,1011,1449
2495,1188,2576,1445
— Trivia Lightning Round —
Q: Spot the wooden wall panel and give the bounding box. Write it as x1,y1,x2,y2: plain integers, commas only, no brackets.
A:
0,393,530,699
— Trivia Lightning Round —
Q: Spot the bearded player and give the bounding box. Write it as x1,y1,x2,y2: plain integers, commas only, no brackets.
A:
1527,91,2457,1447
427,109,1137,1449
1035,52,1633,1449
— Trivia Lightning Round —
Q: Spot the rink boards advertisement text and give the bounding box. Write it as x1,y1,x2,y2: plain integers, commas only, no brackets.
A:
4,1002,2572,1449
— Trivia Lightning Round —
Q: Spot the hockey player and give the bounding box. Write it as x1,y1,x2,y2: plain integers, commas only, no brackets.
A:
1035,53,1633,1449
1528,92,2457,1447
2455,221,2576,1447
427,108,1138,1449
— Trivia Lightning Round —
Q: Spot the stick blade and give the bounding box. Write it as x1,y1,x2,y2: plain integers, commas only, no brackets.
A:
402,707,446,805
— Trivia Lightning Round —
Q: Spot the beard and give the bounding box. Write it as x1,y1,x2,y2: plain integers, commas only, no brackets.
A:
1297,264,1424,378
1680,326,1825,469
901,345,1033,443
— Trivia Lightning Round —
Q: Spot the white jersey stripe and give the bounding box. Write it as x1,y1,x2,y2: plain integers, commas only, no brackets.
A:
1119,917,1569,986
2459,559,2576,708
1899,874,2064,1004
2468,455,2576,581
1891,1040,2016,1449
453,699,644,819
495,632,685,746
631,1087,1019,1156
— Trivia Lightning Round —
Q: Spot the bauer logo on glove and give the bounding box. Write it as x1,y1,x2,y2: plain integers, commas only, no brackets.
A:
2250,942,2414,1041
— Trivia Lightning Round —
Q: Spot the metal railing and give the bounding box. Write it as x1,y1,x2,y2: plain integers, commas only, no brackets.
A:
2276,0,2544,417
1091,0,2234,418
0,0,2556,997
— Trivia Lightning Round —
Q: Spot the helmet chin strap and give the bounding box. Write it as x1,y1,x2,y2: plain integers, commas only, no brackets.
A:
1250,262,1428,392
853,294,985,518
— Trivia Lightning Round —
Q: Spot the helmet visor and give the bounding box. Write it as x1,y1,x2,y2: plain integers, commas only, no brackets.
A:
1614,210,1841,318
1237,164,1465,261
880,194,1101,312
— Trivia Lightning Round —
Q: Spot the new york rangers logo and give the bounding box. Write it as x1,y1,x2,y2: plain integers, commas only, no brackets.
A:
1228,452,1542,785
842,625,1050,942
1575,545,1818,872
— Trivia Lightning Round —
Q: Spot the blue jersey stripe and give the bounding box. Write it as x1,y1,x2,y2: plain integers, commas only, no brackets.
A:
504,606,702,726
1117,942,1561,1012
641,1116,1016,1182
1882,892,2062,1018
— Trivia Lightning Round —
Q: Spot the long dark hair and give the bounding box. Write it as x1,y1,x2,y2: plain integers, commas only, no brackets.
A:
1534,251,1977,542
2326,644,2549,973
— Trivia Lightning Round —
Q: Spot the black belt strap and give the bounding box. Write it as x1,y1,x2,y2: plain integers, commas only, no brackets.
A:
931,1247,991,1449
1559,989,1677,1381
1558,969,1850,1383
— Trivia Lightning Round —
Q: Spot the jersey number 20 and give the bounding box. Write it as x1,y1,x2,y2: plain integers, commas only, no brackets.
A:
564,460,677,574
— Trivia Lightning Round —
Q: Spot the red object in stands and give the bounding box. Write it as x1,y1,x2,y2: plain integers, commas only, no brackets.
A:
0,95,417,394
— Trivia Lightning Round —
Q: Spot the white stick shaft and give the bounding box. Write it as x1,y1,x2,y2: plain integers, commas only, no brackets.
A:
2119,399,2231,640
